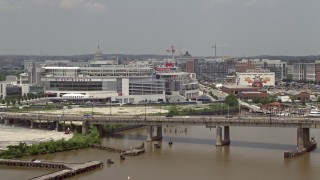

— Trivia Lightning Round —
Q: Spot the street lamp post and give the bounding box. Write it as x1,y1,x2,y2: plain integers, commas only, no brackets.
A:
91,104,94,116
238,100,241,120
228,105,230,121
210,104,212,121
269,105,272,122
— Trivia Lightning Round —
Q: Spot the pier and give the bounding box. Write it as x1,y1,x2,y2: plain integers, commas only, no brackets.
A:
0,159,103,180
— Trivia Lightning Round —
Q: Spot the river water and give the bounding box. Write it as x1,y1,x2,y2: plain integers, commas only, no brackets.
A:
1,125,320,180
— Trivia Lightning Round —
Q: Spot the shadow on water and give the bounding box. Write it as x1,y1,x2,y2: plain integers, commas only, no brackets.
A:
104,134,320,152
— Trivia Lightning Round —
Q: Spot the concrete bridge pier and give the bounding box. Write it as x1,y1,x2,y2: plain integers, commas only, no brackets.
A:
223,126,231,145
4,119,10,125
297,128,311,151
216,126,223,146
155,126,163,140
39,120,42,129
147,126,153,141
82,121,89,135
30,120,34,128
216,126,231,146
95,124,104,136
55,121,59,131
12,119,19,126
146,126,163,141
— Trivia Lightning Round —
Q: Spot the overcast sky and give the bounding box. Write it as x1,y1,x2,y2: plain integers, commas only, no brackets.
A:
0,0,319,57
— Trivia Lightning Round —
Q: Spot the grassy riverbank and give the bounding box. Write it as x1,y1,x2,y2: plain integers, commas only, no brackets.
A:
0,125,99,159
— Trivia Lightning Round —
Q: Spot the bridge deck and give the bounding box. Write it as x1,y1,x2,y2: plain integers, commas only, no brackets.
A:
1,113,320,128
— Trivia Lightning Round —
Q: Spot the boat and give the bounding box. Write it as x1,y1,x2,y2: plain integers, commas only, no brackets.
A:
306,108,320,117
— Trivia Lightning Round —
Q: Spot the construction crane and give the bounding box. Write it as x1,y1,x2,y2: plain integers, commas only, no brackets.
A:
212,43,227,57
166,45,177,66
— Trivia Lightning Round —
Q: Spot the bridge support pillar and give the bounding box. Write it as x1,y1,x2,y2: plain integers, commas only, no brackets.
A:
297,128,311,151
146,126,163,141
147,126,153,141
13,119,18,126
216,126,231,146
216,126,223,146
95,124,104,136
4,119,10,125
82,121,89,135
39,120,42,129
30,120,34,128
0,117,4,124
55,121,59,131
223,126,231,145
156,126,163,141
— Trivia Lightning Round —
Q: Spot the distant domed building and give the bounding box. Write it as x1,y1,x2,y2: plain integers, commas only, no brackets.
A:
182,51,192,57
94,45,103,60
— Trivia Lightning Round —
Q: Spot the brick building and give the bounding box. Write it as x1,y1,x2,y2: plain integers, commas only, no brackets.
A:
237,91,269,101
221,85,260,94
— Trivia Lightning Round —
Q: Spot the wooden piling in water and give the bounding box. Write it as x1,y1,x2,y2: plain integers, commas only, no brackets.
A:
90,144,145,156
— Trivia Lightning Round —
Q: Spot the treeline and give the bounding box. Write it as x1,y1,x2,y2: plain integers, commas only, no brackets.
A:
1,93,47,106
0,70,24,81
0,125,100,159
166,103,238,116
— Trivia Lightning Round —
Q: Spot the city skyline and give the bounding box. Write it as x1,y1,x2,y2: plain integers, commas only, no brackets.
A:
0,0,319,57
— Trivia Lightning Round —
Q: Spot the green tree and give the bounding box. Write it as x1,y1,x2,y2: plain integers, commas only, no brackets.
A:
6,99,10,107
260,98,270,105
168,106,178,115
1,99,5,104
224,94,239,107
11,99,16,106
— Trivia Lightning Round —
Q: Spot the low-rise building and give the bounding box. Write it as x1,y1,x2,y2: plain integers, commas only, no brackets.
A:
237,91,269,102
221,85,260,95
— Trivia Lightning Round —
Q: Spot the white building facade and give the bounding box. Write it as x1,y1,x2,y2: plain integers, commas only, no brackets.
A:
236,71,275,88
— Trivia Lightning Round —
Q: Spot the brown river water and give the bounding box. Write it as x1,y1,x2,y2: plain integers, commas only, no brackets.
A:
1,125,320,180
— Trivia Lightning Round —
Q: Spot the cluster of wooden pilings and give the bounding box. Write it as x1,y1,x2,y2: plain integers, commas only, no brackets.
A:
90,144,126,153
90,144,145,156
284,138,317,158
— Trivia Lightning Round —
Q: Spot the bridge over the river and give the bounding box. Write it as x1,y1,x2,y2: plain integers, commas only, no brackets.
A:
1,112,319,157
